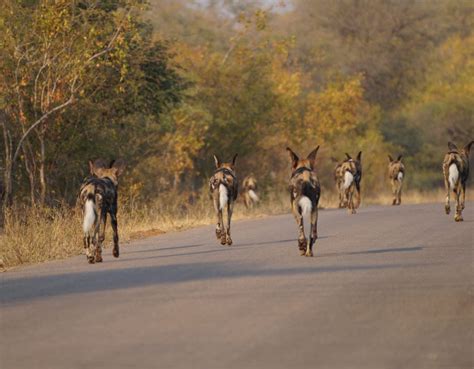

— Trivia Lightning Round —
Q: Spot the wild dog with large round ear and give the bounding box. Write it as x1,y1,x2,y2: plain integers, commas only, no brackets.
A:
335,151,362,214
209,154,239,245
443,140,474,221
388,154,405,205
286,146,321,257
242,174,259,209
80,158,125,263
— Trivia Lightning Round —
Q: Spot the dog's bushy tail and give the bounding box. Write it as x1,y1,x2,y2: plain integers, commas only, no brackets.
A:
248,189,259,202
83,193,96,235
219,184,228,210
298,181,318,217
449,163,459,189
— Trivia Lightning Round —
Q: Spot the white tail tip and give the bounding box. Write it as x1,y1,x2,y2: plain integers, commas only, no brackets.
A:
83,199,96,235
219,184,228,210
248,189,259,202
298,196,312,217
449,164,459,188
342,171,354,190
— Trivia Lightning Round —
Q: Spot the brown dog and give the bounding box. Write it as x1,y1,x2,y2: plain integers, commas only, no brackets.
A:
79,159,125,263
388,154,405,206
242,175,259,209
287,146,321,257
337,152,362,214
209,154,238,245
443,141,473,222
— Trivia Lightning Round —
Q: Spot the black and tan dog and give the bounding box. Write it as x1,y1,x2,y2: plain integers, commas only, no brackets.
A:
79,159,125,263
287,146,321,257
443,141,473,222
388,154,405,206
336,152,362,214
209,154,238,245
242,175,259,209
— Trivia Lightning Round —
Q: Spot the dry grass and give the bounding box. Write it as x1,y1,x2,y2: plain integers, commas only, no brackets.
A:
1,187,472,270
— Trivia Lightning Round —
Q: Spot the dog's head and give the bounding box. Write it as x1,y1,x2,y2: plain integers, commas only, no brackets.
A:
213,154,238,172
89,159,125,185
286,146,320,174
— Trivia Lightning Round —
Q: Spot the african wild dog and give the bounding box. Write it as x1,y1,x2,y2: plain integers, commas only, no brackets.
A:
242,175,259,209
79,159,125,263
209,154,238,245
336,152,362,214
443,141,474,222
287,146,321,257
388,154,405,206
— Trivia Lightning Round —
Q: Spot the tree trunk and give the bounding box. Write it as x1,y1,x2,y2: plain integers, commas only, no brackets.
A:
22,143,36,205
1,115,13,222
38,123,47,206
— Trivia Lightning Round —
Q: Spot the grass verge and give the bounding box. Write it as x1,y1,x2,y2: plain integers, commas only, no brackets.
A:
0,188,471,270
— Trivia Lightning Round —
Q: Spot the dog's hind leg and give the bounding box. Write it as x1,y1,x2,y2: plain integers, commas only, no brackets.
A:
95,212,107,263
354,181,361,209
454,184,463,222
391,180,397,206
347,187,356,214
306,208,318,257
291,201,306,255
397,182,403,205
111,211,120,257
443,163,451,214
225,201,234,246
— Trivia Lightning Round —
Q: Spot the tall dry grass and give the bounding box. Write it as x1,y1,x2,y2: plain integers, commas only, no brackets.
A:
1,187,472,270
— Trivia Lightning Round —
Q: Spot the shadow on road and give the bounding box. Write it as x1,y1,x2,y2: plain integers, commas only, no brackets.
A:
319,246,423,259
124,243,205,255
2,259,429,305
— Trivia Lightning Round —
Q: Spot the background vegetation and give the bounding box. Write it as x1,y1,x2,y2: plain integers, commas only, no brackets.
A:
1,0,473,268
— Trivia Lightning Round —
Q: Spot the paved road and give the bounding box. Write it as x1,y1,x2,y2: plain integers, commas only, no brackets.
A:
1,203,473,369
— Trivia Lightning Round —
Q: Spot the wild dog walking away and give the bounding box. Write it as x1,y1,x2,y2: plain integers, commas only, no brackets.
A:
337,152,362,214
443,141,474,222
209,154,238,245
79,159,125,263
287,146,321,257
242,175,259,209
388,154,405,205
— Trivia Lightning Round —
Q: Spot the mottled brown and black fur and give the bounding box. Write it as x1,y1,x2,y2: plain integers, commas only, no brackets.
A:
79,159,125,263
443,141,473,222
388,154,405,206
242,175,259,209
209,154,238,245
337,152,362,214
287,146,321,257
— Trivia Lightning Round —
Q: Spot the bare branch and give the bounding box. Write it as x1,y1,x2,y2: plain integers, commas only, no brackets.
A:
12,76,78,165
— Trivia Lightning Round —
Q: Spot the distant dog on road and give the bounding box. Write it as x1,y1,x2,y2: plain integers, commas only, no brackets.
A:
388,154,405,205
242,175,259,209
337,152,362,214
443,141,473,222
209,154,238,245
79,159,125,263
287,146,321,257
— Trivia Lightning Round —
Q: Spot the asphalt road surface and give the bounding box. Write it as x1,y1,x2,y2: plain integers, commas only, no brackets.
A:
1,203,473,369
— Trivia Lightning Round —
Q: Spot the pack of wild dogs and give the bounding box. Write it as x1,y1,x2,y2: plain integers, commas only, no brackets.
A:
79,140,473,263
